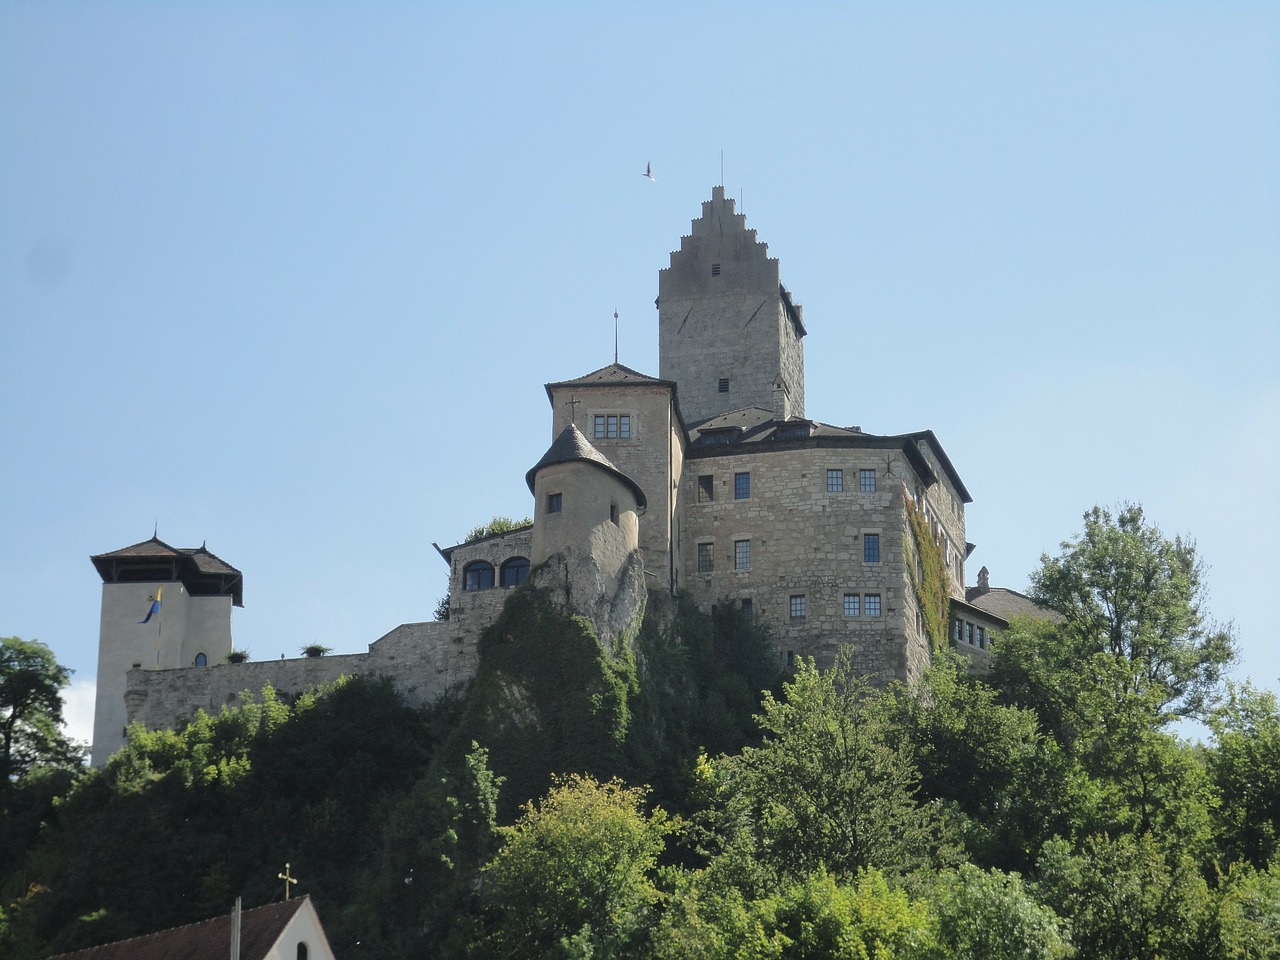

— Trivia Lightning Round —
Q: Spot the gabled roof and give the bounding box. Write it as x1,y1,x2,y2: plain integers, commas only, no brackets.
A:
44,896,321,960
90,536,244,607
965,586,1062,623
545,362,674,395
525,424,647,508
434,523,534,565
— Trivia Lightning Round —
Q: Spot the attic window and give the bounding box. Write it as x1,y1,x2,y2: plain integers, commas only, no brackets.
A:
718,378,730,393
712,263,721,276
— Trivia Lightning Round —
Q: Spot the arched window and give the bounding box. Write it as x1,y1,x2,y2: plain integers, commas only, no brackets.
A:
500,556,530,588
297,944,309,960
463,561,495,591
194,653,208,667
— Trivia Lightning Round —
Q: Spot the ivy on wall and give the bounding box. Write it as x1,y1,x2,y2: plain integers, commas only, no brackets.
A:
905,494,951,653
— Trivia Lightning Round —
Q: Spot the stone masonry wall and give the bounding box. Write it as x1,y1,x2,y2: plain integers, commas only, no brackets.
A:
681,444,927,684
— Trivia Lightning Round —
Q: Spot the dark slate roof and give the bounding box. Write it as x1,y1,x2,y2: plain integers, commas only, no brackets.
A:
44,897,309,960
90,537,244,607
965,586,1062,623
546,362,674,393
525,423,648,508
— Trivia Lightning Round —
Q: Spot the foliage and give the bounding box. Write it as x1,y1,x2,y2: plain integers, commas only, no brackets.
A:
300,643,332,658
0,636,82,785
464,516,533,543
1208,682,1280,867
926,863,1071,960
224,650,249,663
1037,833,1216,960
1029,503,1235,718
904,497,950,653
654,868,936,960
477,774,671,959
435,590,451,621
712,653,958,886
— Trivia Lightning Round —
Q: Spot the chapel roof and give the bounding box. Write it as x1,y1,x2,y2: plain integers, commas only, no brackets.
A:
44,896,314,960
90,536,244,607
525,423,648,509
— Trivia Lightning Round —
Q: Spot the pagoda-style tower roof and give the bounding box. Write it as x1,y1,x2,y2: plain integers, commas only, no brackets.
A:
90,536,244,607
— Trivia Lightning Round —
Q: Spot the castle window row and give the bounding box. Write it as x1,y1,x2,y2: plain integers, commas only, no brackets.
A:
463,557,530,591
952,617,988,650
787,592,884,620
693,466,881,503
696,534,880,572
592,413,631,440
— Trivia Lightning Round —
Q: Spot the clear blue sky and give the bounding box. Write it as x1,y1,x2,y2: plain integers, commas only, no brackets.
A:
2,3,1276,746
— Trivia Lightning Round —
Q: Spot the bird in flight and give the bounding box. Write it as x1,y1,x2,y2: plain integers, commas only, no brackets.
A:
644,162,655,182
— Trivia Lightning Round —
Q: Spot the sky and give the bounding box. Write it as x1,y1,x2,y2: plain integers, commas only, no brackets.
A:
2,2,1276,748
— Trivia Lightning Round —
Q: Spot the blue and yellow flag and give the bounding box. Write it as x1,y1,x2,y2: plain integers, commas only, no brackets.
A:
138,586,163,624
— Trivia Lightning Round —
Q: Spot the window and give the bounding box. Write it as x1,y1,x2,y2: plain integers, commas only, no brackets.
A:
297,945,309,960
734,472,750,499
741,598,753,615
698,474,714,503
863,533,881,563
546,492,562,513
712,263,721,276
500,557,530,587
952,618,963,643
864,593,882,616
977,626,986,649
463,561,495,591
827,469,844,493
843,594,860,616
610,502,619,525
734,539,750,570
966,622,974,645
718,377,730,392
789,595,806,619
859,469,877,492
593,414,631,440
194,652,208,667
697,542,714,573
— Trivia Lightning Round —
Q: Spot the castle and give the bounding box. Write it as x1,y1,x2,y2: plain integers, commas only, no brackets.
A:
90,186,1034,766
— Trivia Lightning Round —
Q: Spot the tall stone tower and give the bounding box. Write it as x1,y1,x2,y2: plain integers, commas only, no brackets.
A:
89,536,242,765
658,185,806,426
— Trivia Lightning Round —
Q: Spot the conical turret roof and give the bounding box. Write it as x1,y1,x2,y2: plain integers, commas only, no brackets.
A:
525,423,647,508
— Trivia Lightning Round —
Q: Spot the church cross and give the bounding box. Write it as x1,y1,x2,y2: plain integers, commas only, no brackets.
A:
565,394,581,422
278,863,298,900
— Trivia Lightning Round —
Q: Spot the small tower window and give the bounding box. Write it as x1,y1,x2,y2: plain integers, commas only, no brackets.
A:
711,263,721,276
547,492,563,514
718,378,730,393
194,653,208,667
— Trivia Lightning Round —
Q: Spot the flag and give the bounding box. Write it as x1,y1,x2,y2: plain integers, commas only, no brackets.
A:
139,586,163,624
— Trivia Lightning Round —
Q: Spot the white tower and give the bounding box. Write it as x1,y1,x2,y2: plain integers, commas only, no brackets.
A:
89,536,243,765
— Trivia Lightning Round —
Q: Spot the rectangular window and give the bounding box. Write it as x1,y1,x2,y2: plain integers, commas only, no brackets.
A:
734,539,750,570
953,618,963,642
697,474,714,503
789,595,806,619
712,263,722,276
977,626,986,649
718,377,730,392
965,622,974,645
741,598,753,615
734,472,750,499
864,593,882,617
859,469,877,493
593,414,631,440
827,469,843,493
546,492,562,514
843,593,860,616
697,542,714,574
863,533,880,563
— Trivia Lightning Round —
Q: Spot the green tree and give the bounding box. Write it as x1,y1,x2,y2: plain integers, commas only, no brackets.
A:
713,653,957,886
1208,682,1280,867
1028,504,1235,719
464,516,533,543
477,774,671,960
1,637,82,786
926,863,1071,960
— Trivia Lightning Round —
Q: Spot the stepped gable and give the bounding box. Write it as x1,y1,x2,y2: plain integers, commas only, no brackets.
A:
45,896,307,960
525,423,647,508
90,535,243,606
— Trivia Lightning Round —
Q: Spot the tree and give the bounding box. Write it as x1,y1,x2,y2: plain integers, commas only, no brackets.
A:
1028,504,1235,718
713,653,957,885
927,863,1071,960
1,637,81,786
477,774,671,959
464,516,533,543
1208,682,1280,867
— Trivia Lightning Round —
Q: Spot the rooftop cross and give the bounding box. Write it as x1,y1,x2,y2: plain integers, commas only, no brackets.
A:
278,862,298,900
